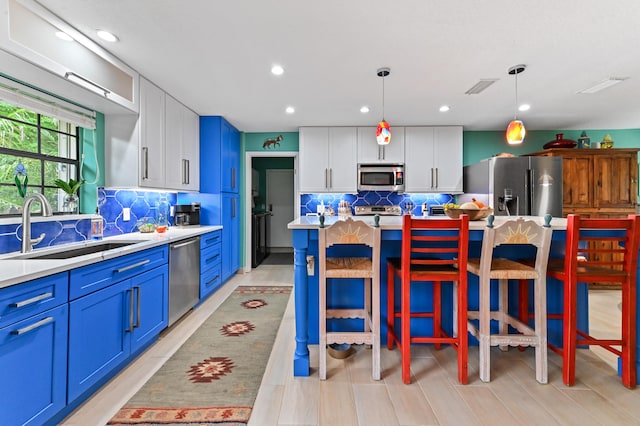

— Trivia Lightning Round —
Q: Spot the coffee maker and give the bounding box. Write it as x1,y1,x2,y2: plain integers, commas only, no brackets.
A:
174,203,200,226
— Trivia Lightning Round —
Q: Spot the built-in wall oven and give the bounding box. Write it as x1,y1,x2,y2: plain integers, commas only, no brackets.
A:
357,163,405,192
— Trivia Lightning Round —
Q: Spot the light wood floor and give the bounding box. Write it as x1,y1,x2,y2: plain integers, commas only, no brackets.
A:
62,266,639,426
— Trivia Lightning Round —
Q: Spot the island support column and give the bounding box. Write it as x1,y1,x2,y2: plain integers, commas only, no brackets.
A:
293,229,310,376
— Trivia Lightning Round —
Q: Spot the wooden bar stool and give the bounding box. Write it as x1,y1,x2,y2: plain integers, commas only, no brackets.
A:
387,214,470,384
545,214,640,388
467,215,553,384
318,215,381,380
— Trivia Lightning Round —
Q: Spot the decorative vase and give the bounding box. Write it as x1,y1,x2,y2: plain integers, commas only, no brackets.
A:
63,194,79,214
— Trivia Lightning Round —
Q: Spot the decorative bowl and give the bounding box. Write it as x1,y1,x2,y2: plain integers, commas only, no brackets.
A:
444,208,493,221
136,217,157,233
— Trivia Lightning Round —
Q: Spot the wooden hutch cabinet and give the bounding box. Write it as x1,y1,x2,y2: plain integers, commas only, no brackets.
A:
529,148,639,218
530,148,639,287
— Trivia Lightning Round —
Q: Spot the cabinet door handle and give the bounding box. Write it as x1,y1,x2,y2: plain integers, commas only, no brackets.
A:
116,259,150,274
231,167,236,189
329,168,333,188
232,197,236,218
10,292,53,308
125,289,134,332
205,236,220,245
134,286,141,329
435,168,438,188
205,254,220,263
142,147,149,179
324,168,328,188
206,275,220,286
11,316,54,335
186,160,190,185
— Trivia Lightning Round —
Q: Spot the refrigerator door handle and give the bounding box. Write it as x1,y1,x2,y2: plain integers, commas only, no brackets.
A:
524,169,532,216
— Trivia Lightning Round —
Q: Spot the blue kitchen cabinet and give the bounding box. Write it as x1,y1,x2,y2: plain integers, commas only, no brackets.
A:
222,193,240,282
200,230,222,299
0,273,69,426
200,116,240,194
67,246,168,403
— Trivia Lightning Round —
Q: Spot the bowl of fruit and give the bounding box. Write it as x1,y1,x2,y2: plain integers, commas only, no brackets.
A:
444,199,493,221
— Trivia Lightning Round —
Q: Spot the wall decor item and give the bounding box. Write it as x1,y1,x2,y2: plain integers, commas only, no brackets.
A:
262,134,283,149
600,134,614,149
577,131,591,148
543,133,577,149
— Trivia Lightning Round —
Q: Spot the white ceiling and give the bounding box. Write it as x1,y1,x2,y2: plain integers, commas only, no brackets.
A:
35,0,640,133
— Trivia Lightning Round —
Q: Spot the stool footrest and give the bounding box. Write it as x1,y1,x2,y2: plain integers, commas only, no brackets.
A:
327,332,374,346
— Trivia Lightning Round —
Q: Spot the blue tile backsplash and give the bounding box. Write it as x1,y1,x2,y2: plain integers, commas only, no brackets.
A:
0,188,177,255
300,191,455,216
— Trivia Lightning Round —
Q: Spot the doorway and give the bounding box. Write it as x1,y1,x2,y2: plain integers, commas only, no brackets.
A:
244,151,298,272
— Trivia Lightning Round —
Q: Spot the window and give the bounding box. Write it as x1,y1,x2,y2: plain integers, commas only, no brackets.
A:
0,100,80,215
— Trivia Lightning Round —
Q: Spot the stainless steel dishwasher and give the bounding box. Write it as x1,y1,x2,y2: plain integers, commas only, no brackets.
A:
168,236,201,326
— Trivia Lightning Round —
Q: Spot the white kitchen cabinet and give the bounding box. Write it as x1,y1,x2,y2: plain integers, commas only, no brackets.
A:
404,126,463,193
165,95,199,191
139,77,166,188
299,127,357,193
106,77,199,190
357,126,405,164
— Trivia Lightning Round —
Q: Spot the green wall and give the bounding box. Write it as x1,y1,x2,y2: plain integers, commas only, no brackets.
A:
464,129,640,166
79,111,105,214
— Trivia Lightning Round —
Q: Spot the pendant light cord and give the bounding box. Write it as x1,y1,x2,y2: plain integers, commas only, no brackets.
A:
382,74,385,120
514,70,518,120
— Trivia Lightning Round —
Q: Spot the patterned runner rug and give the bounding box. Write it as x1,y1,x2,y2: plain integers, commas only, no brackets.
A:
108,285,292,425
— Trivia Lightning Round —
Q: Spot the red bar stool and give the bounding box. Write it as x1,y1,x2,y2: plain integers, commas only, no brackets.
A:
387,214,470,384
466,215,553,384
546,214,640,388
318,216,382,380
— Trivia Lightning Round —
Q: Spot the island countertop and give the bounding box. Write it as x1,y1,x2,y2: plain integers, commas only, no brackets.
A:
288,215,568,230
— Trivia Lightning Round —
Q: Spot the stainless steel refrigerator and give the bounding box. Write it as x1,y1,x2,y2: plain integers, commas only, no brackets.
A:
463,156,563,217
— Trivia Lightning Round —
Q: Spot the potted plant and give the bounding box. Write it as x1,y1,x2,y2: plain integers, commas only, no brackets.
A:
54,178,84,214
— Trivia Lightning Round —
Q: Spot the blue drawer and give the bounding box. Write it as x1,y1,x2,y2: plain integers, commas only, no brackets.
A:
0,273,68,328
200,263,222,299
69,246,168,300
201,243,222,272
200,230,221,250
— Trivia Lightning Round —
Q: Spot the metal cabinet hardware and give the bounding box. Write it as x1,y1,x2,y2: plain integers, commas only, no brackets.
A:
126,289,134,332
10,316,54,335
134,286,141,329
115,259,150,274
206,275,220,286
142,147,149,179
10,292,53,308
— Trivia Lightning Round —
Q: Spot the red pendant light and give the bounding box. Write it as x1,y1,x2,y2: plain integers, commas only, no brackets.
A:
506,64,526,145
376,67,391,145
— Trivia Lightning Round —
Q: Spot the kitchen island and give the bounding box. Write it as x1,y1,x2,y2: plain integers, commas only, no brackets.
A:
287,215,637,378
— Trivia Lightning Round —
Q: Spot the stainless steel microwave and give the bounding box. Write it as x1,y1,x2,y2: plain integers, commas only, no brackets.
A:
357,163,405,192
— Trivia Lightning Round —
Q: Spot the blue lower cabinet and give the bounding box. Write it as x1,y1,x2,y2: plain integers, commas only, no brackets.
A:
0,304,68,426
221,193,239,282
68,252,168,404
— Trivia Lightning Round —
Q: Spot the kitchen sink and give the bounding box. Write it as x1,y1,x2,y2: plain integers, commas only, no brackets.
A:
10,241,141,260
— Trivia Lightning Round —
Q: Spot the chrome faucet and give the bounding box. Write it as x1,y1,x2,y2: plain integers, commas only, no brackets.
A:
21,193,54,253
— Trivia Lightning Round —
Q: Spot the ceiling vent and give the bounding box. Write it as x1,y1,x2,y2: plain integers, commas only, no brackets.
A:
465,79,499,95
577,77,628,94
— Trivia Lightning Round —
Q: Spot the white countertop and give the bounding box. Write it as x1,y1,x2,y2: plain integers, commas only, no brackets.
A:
0,226,221,289
288,215,568,230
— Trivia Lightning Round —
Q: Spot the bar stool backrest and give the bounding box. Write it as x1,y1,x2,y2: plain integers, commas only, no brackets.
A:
563,214,640,283
401,214,469,274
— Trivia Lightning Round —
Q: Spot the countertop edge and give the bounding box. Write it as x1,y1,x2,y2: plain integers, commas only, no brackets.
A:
0,226,222,289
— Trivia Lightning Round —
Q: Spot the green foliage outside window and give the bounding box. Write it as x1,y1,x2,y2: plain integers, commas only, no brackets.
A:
0,100,79,214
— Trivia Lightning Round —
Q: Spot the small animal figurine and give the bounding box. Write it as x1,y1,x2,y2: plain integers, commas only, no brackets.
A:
263,134,283,149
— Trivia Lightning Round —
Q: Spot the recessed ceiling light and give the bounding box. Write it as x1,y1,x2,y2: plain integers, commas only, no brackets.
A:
518,104,531,112
96,30,118,42
271,65,284,76
285,106,295,114
360,106,370,113
55,31,73,42
439,105,450,112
